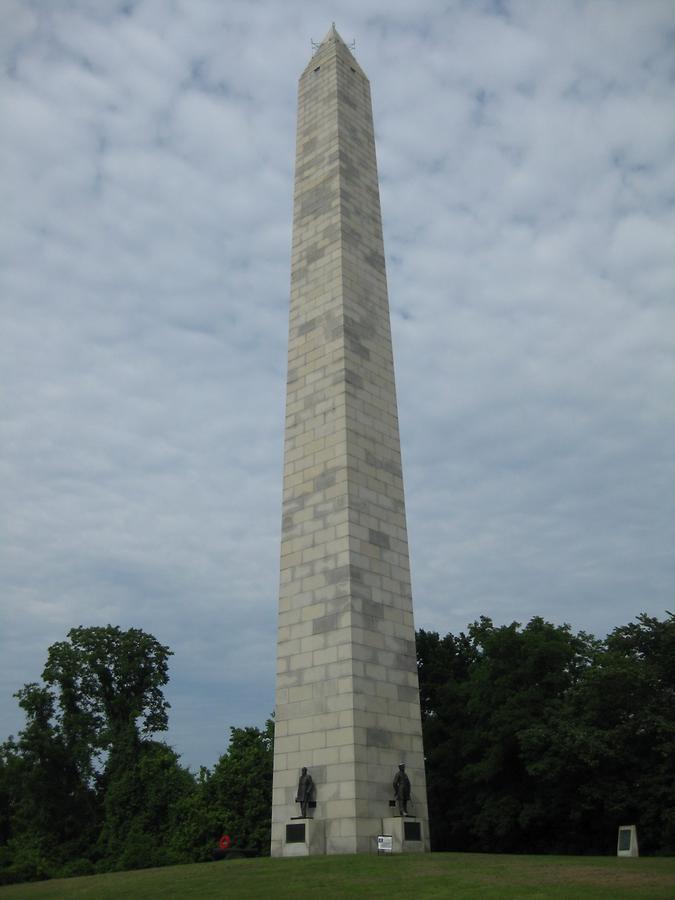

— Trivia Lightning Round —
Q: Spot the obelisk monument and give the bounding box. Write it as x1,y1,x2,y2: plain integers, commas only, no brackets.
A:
271,25,429,856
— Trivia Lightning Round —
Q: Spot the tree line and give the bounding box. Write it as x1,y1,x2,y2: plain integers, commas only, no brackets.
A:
1,613,673,883
0,626,273,884
418,613,674,855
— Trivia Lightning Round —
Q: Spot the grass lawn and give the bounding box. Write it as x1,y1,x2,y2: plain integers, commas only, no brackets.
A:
1,853,674,899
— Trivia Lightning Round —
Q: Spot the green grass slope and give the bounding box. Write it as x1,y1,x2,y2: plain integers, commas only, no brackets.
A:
1,853,674,899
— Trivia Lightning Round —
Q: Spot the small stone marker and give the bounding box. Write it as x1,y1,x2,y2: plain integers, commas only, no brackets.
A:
617,824,639,857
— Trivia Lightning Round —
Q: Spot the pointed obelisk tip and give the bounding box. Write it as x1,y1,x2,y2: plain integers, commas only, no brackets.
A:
309,22,358,66
320,21,344,45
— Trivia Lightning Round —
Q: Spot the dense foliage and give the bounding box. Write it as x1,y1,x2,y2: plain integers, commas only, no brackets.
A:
0,626,273,885
418,613,675,855
1,613,673,884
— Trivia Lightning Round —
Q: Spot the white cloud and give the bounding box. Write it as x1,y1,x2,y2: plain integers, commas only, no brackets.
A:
1,0,674,768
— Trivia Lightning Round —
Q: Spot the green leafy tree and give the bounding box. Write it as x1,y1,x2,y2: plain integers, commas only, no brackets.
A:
605,612,675,852
0,740,18,848
98,740,195,870
418,617,600,852
209,719,274,852
462,616,598,852
520,612,675,854
0,684,99,883
419,613,675,855
176,719,274,858
42,625,172,766
416,628,476,849
0,625,178,881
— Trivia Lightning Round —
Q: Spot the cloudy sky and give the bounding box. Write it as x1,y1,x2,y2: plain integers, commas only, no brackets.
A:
2,0,674,771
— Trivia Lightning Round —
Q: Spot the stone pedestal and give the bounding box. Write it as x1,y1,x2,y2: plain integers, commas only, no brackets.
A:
381,817,428,853
280,819,325,857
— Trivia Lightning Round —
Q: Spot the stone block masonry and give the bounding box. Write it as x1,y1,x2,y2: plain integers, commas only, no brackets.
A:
271,25,430,855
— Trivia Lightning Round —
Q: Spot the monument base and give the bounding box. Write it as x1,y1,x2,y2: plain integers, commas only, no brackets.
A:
280,818,325,857
381,817,426,853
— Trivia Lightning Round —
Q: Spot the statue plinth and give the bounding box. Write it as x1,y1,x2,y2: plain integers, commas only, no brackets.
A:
282,819,325,857
381,817,426,854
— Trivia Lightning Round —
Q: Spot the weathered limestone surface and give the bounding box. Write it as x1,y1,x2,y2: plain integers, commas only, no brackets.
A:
271,25,429,856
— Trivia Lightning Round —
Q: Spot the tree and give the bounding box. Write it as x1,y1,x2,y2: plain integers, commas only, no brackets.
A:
42,625,172,767
416,628,476,849
0,625,177,882
165,719,274,862
419,613,675,855
98,740,195,870
0,684,99,884
201,720,274,855
605,612,675,852
521,612,675,854
418,617,600,852
462,616,598,852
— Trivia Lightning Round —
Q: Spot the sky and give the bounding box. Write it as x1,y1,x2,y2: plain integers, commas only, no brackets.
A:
2,0,674,771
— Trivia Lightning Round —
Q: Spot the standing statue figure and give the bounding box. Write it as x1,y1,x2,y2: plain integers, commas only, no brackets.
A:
393,763,411,816
296,767,314,818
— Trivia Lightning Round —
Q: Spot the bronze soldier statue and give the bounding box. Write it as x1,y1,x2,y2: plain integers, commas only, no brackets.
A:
296,767,314,818
393,763,411,816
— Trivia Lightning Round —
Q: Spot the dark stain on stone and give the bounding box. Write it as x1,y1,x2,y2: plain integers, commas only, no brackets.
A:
344,369,364,389
364,450,402,478
298,175,338,219
306,244,326,265
366,727,392,748
396,684,420,703
313,612,339,634
283,494,306,514
325,563,365,585
345,334,370,361
297,317,318,336
365,249,385,271
331,368,363,390
314,469,337,491
394,652,415,671
368,529,391,550
361,598,384,620
325,564,350,585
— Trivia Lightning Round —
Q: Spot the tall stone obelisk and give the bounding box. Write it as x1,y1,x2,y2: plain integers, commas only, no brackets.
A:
271,25,429,856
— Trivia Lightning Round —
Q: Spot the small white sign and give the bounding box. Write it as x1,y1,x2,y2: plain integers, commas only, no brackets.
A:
377,834,393,853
